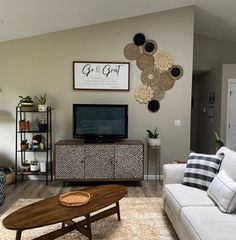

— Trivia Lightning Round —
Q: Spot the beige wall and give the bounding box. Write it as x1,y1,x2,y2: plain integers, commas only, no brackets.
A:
196,66,223,153
0,7,194,174
194,34,236,71
221,64,236,142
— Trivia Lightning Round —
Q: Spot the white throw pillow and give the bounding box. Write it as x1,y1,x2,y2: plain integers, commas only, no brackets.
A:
216,147,236,181
207,169,236,213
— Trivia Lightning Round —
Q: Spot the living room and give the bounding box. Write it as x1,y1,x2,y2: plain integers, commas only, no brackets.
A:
0,1,236,239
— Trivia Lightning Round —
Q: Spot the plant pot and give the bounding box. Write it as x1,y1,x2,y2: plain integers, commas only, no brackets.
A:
21,143,29,150
147,138,161,147
30,164,39,172
38,104,47,112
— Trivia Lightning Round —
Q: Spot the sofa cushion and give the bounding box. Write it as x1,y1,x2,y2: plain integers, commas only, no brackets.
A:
164,184,215,216
207,169,236,213
217,147,236,181
180,206,236,240
182,152,224,190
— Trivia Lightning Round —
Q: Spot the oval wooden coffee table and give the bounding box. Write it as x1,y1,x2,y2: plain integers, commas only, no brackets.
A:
3,184,128,240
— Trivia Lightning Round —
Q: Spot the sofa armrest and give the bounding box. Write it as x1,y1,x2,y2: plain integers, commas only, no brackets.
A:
163,163,186,185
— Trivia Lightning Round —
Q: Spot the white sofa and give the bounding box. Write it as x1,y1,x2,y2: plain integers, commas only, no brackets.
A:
163,147,236,240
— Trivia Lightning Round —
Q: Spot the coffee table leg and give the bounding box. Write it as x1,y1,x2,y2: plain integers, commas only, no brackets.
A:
16,230,22,240
86,214,92,240
116,202,121,221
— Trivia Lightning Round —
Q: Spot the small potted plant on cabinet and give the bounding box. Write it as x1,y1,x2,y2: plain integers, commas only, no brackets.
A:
146,127,161,147
18,95,34,111
30,160,40,172
35,93,47,112
20,139,29,150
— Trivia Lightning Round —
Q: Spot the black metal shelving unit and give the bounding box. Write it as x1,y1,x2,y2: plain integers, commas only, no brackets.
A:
15,106,53,185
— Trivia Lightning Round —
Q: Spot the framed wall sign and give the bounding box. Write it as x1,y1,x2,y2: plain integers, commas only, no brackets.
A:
73,61,130,91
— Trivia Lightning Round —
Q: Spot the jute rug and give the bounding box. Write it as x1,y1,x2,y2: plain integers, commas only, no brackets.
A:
0,198,178,240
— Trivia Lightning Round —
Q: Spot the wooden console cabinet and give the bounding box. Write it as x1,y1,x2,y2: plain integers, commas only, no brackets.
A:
54,140,144,182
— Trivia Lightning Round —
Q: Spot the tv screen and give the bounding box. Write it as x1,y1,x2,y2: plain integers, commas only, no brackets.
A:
73,104,128,142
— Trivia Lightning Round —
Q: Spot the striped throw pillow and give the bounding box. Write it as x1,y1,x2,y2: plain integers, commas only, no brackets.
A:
182,152,224,191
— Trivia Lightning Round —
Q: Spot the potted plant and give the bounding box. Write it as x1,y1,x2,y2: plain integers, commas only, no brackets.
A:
35,93,47,112
30,160,40,172
146,127,161,146
18,95,34,111
20,139,29,150
213,131,224,151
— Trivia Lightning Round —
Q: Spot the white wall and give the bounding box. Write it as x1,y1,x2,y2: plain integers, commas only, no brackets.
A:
194,34,236,71
0,7,194,174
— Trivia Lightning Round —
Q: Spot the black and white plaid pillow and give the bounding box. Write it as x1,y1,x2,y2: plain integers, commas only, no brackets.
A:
182,152,224,191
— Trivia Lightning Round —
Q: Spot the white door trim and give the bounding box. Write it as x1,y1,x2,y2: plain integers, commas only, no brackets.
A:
226,79,236,146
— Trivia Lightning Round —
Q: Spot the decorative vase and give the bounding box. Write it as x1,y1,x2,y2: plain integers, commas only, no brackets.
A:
30,164,39,172
148,138,161,147
38,104,47,112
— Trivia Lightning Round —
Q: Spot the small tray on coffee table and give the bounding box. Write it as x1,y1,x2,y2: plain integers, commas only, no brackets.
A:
59,191,91,207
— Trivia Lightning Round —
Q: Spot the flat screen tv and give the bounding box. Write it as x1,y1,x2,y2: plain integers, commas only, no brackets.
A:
73,104,128,143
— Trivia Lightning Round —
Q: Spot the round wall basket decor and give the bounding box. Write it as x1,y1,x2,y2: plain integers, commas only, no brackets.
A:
156,72,175,91
124,43,141,60
140,67,160,87
136,53,154,71
151,85,165,101
155,52,173,72
133,33,146,46
148,100,160,112
168,65,183,80
134,84,153,104
142,40,158,55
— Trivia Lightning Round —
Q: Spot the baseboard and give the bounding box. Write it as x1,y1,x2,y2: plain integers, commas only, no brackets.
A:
144,174,163,180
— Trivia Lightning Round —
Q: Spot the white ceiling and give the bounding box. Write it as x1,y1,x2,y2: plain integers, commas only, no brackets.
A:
0,0,236,42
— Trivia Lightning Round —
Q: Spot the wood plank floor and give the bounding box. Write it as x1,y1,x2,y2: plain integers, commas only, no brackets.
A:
0,180,163,216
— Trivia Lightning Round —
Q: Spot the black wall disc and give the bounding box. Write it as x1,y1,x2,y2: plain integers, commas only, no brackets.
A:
133,33,146,46
148,100,160,112
171,67,181,77
144,42,155,52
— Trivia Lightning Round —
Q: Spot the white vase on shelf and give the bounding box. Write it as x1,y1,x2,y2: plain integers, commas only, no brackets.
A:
148,138,161,147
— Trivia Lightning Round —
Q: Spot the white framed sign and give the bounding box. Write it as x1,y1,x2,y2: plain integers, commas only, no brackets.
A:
73,61,130,91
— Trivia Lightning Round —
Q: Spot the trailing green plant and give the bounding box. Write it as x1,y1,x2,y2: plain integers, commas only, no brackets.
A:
18,96,33,106
30,159,39,165
213,131,224,149
146,127,159,139
21,139,28,145
35,93,46,105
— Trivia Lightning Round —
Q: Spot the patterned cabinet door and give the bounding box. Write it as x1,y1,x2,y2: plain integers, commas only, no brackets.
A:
85,145,115,179
115,145,144,179
55,145,85,180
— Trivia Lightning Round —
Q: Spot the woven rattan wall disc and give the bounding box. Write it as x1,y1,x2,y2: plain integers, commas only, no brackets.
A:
151,85,165,101
124,43,141,60
156,72,175,90
136,53,154,71
142,40,158,55
134,84,153,104
155,52,173,72
148,100,160,112
168,65,183,80
140,67,160,87
133,33,146,46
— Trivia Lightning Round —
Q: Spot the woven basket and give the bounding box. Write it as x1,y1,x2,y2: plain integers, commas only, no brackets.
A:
136,53,154,71
124,43,141,60
59,191,91,207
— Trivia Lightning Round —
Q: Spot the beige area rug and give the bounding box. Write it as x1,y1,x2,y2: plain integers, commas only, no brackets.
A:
0,198,178,240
